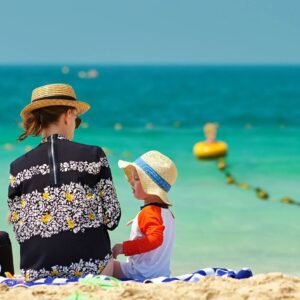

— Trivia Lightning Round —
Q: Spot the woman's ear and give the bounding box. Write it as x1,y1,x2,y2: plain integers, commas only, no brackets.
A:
63,111,68,125
64,109,73,125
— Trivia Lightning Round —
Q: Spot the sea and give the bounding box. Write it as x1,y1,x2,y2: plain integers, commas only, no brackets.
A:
0,65,299,276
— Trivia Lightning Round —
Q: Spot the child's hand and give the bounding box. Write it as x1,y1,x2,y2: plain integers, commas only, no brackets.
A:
112,243,123,259
126,219,133,226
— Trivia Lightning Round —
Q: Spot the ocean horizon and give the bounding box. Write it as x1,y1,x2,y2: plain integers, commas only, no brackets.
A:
1,65,299,276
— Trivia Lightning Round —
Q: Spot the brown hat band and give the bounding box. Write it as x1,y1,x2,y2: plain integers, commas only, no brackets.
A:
32,95,76,103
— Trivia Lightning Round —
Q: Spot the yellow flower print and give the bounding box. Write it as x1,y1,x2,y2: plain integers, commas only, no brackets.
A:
12,212,19,222
66,193,73,202
25,274,30,282
103,217,109,225
42,192,49,200
41,213,51,223
99,191,105,198
88,213,95,221
86,193,93,200
9,175,14,186
20,199,26,207
51,270,58,276
67,219,75,228
98,266,104,273
74,271,82,277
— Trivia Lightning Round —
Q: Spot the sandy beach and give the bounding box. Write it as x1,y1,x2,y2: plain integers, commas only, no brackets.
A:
0,273,299,300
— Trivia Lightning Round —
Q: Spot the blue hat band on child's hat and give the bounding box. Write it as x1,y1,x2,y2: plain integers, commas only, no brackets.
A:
135,158,171,192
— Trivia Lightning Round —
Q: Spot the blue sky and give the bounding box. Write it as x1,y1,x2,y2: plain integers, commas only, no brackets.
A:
0,0,300,64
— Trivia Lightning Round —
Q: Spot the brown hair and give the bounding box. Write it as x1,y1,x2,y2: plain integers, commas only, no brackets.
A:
18,106,74,142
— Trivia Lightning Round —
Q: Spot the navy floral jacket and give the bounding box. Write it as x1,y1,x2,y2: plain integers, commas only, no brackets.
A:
8,134,121,281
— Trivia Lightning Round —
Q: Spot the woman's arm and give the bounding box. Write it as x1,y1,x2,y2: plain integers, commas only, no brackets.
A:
7,164,20,226
97,148,121,230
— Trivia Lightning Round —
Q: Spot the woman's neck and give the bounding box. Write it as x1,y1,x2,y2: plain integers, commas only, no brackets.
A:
42,126,68,139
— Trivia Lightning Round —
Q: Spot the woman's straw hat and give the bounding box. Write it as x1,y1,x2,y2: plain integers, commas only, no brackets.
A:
20,83,90,119
118,150,178,205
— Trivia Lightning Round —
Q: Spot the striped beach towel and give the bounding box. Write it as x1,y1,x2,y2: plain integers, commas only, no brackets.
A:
0,267,252,288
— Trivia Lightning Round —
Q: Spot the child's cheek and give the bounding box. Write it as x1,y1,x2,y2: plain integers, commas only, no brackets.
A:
135,187,143,199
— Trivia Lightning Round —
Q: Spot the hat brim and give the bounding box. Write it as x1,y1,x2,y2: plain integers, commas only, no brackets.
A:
118,160,172,205
20,99,90,119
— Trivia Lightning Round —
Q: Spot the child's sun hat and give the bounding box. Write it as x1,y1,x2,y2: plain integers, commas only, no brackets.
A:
118,150,178,205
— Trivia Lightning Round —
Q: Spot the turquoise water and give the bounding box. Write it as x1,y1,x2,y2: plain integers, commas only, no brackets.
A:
0,66,299,276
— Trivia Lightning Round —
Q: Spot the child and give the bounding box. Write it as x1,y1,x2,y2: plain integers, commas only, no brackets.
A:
112,150,178,281
0,231,14,277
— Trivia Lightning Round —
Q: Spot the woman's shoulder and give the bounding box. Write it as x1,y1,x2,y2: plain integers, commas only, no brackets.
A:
67,140,106,157
10,143,45,171
10,141,106,172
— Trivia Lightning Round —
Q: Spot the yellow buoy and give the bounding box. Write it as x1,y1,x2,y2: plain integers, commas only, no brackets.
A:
80,122,89,129
217,158,227,170
78,71,87,79
194,141,227,159
255,188,269,200
4,143,14,151
226,175,235,184
145,123,154,129
193,123,227,159
122,151,132,158
62,66,70,74
173,121,181,128
281,197,294,204
102,147,112,156
114,123,123,130
24,145,33,152
238,182,250,189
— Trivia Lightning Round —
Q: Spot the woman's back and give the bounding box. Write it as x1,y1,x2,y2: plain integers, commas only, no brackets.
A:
8,134,121,280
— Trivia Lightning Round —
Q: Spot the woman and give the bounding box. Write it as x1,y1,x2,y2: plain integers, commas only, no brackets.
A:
7,83,121,281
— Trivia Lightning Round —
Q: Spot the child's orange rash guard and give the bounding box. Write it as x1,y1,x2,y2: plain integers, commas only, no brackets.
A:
120,204,175,280
123,205,165,255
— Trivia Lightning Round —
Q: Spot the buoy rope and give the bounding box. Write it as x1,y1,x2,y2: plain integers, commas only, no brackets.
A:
217,158,300,207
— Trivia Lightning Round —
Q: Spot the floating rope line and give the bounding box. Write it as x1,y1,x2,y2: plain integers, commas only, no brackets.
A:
217,158,300,207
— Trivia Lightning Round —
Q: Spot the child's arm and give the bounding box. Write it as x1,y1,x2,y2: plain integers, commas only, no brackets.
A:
122,206,165,256
112,243,123,258
126,219,133,226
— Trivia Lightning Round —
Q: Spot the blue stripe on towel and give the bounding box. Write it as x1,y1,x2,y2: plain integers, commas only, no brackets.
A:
0,268,253,287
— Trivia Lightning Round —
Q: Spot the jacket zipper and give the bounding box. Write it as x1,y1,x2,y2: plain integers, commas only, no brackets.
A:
50,135,58,185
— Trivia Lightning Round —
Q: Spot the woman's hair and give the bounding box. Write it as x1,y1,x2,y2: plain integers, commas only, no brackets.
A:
18,106,74,142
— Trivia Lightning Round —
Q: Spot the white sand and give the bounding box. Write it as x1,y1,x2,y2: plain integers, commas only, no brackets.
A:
0,273,300,300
